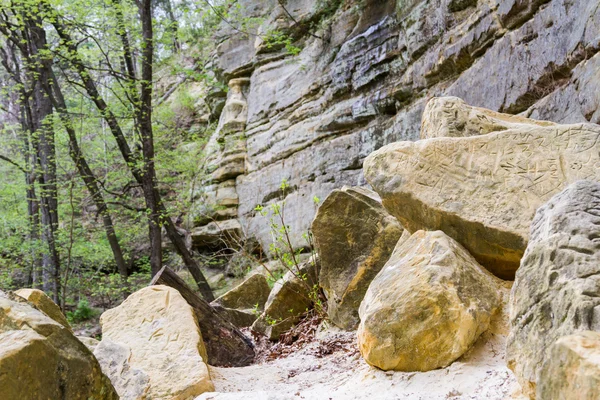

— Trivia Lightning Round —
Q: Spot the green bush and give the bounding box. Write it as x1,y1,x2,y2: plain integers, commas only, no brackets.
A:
67,299,96,324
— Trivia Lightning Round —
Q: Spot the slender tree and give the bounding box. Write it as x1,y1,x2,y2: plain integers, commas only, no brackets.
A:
0,4,61,301
0,42,43,288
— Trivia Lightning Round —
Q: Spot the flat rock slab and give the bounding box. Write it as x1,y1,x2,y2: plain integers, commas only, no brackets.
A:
365,121,600,278
507,180,600,398
358,230,501,372
312,186,403,330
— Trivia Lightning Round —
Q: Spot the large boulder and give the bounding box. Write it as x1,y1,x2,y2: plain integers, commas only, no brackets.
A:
98,285,214,399
507,180,600,398
537,331,600,400
0,291,117,399
420,96,554,139
252,258,318,340
364,112,600,279
15,288,71,330
357,230,501,371
211,273,271,327
312,186,404,330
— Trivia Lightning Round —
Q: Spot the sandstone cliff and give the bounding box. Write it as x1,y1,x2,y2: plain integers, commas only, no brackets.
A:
191,0,600,253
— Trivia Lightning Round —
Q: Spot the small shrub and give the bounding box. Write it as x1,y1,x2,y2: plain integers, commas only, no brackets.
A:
67,299,96,324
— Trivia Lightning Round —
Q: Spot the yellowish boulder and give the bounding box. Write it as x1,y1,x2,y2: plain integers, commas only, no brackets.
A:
537,332,600,400
15,288,71,330
357,231,501,371
213,273,271,311
364,116,600,279
0,291,117,399
99,285,214,399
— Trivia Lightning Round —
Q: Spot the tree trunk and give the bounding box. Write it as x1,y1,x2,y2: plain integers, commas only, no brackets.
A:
44,70,129,281
25,16,60,303
138,0,163,276
150,266,255,367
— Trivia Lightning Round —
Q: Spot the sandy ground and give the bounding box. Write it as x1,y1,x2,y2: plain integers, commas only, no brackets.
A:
197,294,523,400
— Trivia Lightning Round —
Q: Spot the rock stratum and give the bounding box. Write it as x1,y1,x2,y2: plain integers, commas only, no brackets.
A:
189,0,600,256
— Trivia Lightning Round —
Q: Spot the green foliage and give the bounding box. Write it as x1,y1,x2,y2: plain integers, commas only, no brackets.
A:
265,314,282,326
266,269,284,288
66,299,96,324
263,30,302,56
0,0,323,318
253,179,325,318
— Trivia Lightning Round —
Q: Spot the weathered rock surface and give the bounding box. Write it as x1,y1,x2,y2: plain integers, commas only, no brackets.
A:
187,0,600,252
364,116,600,279
214,273,271,310
0,291,117,399
537,331,600,400
358,230,500,372
211,273,271,327
312,186,403,330
94,339,151,400
507,180,600,398
420,96,554,139
14,288,71,330
78,336,100,352
99,285,214,399
252,258,319,340
191,219,243,251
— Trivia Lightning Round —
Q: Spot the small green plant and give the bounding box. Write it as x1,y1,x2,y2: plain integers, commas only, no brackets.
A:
66,299,96,324
265,314,283,326
253,178,326,319
263,30,302,56
251,303,261,317
266,269,284,288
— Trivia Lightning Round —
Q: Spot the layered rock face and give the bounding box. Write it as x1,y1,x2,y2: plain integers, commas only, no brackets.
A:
312,186,403,330
0,291,117,399
98,285,214,399
190,0,600,254
507,181,600,398
364,111,600,278
357,230,500,372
